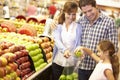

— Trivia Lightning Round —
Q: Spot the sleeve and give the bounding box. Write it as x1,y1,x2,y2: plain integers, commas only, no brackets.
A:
53,25,67,53
108,19,118,52
76,24,82,47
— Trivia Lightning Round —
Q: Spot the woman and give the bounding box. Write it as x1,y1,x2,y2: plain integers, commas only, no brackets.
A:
52,1,82,80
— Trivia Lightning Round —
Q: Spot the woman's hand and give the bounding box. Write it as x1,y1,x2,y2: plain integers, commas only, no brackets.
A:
64,49,71,58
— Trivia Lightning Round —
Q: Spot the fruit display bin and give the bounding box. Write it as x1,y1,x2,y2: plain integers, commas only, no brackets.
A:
26,62,52,80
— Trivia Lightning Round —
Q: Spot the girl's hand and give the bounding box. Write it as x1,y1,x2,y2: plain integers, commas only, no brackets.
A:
74,46,93,56
64,50,71,58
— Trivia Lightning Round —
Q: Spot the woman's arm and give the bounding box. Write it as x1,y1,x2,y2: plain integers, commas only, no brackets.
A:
53,25,67,53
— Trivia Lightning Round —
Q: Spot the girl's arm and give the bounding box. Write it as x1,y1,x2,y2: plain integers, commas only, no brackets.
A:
79,47,101,62
104,69,115,80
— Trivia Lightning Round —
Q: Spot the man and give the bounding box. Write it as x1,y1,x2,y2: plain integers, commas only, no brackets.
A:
78,0,118,80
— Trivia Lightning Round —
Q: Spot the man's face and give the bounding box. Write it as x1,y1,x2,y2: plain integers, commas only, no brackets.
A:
81,5,98,22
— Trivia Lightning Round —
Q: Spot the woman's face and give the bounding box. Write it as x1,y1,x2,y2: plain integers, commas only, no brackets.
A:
64,10,77,23
81,5,98,23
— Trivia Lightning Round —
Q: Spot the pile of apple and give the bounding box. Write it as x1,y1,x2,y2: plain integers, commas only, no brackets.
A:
0,32,52,69
40,36,53,63
26,43,47,71
0,32,52,80
59,72,78,80
0,42,21,80
0,41,35,80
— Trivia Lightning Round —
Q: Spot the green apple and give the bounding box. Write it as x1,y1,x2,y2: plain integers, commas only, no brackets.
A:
34,59,44,68
59,74,66,80
29,50,38,56
10,72,17,80
72,72,78,79
37,53,43,59
38,62,47,70
75,51,83,57
32,55,39,62
66,75,73,80
34,48,42,53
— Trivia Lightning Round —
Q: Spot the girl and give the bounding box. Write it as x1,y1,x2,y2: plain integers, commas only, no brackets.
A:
76,40,119,80
52,1,82,80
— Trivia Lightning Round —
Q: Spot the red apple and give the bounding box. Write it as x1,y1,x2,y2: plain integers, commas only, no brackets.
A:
0,67,6,78
16,69,21,76
19,61,31,70
8,62,18,71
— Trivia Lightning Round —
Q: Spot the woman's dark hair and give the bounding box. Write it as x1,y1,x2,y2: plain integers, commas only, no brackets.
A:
58,1,78,24
98,40,119,80
79,0,96,9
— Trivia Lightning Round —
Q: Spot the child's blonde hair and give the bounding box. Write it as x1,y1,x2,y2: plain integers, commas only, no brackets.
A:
98,40,119,80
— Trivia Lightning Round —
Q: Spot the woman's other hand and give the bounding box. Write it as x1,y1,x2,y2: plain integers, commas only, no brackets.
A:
64,49,71,58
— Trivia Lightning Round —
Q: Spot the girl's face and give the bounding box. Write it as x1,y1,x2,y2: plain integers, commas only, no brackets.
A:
64,10,76,24
97,45,106,60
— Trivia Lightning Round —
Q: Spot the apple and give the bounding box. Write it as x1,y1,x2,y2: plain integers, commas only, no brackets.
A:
32,55,40,62
0,57,8,66
2,52,16,62
10,72,17,80
72,72,78,79
66,75,73,80
8,62,18,71
5,65,12,74
3,75,11,80
34,59,44,68
16,69,21,76
75,51,83,57
19,61,31,70
38,62,47,69
16,56,29,65
20,49,29,56
14,51,23,59
16,77,21,80
37,53,43,59
0,67,6,78
29,50,39,57
59,74,66,80
21,68,31,77
34,48,42,53
26,43,39,51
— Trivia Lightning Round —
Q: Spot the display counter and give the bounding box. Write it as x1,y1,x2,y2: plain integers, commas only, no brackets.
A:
26,62,52,80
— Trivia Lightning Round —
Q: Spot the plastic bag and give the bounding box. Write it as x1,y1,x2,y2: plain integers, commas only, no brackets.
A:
59,58,79,80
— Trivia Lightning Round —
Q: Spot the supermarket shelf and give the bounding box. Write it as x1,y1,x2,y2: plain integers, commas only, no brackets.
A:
26,62,52,80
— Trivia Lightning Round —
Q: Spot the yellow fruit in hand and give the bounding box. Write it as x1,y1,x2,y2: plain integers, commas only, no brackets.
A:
75,51,83,57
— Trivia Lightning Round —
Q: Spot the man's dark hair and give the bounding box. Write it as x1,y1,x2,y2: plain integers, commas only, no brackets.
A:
79,0,96,9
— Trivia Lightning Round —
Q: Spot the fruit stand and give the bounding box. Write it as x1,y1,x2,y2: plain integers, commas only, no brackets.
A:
0,17,54,80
